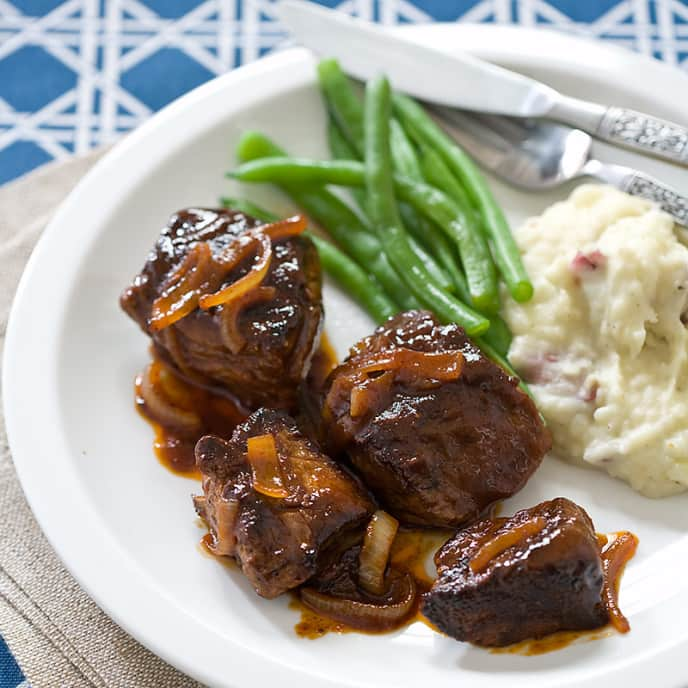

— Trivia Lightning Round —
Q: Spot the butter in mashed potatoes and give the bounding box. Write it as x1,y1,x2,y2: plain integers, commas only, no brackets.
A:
504,184,688,497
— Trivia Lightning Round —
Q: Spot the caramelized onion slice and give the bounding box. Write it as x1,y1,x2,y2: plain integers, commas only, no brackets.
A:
349,371,394,419
470,517,547,573
359,510,400,595
246,433,288,498
344,350,463,421
139,362,202,436
147,216,304,330
205,497,239,557
149,242,214,332
199,232,272,310
214,232,261,270
601,531,638,633
300,574,416,632
356,348,465,383
220,286,277,354
596,533,609,549
156,363,194,407
260,214,307,240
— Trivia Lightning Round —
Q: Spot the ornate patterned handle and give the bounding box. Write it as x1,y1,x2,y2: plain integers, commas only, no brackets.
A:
598,108,688,166
620,171,688,226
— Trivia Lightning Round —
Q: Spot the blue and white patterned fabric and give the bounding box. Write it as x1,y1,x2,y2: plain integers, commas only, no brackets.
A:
1,0,688,186
0,639,23,688
0,0,687,684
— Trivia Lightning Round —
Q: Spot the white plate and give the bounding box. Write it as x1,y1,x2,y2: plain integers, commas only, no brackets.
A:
5,24,688,688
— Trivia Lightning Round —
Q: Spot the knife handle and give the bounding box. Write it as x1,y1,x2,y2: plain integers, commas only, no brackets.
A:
549,97,688,168
598,107,688,166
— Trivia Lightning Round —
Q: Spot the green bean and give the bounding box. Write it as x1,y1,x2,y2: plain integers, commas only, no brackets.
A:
390,117,428,240
327,119,368,212
444,258,470,305
308,233,397,323
475,337,533,400
363,76,488,336
393,93,533,302
235,130,282,162
230,156,499,312
327,118,360,161
387,141,513,352
389,118,422,179
393,180,498,313
419,145,474,217
479,313,512,358
230,156,364,184
389,120,466,296
397,205,454,294
317,58,364,155
219,194,397,323
403,215,465,295
223,193,512,366
404,142,514,352
328,121,452,294
235,131,418,311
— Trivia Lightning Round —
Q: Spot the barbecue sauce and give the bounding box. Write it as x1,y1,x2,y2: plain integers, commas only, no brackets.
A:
292,526,637,650
134,333,338,478
291,528,450,638
491,530,637,655
133,337,637,652
135,357,247,478
308,332,338,391
290,598,353,639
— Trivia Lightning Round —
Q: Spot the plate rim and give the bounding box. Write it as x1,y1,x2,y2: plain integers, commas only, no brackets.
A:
4,23,688,688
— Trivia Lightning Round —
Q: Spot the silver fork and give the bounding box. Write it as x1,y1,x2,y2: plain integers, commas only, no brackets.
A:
432,107,688,227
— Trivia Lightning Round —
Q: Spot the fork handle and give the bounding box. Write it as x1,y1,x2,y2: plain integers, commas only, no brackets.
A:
584,159,688,226
549,97,688,167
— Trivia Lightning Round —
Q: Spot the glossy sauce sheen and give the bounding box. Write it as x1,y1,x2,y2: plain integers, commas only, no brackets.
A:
491,531,637,655
135,334,338,477
308,332,338,391
135,360,246,477
292,526,637,648
134,338,636,652
292,529,450,639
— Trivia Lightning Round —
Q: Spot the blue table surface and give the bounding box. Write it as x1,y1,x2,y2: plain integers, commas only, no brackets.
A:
1,0,687,684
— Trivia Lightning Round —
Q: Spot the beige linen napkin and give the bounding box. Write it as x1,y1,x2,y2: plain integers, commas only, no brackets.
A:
0,153,203,688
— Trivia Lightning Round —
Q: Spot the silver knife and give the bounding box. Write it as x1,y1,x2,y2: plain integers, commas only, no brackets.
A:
278,0,688,168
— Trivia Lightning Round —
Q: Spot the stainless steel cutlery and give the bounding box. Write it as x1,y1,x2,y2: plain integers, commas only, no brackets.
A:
432,109,688,226
279,0,688,168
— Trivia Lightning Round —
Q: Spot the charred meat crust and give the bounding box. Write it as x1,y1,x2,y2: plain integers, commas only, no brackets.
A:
121,208,323,411
320,310,551,528
421,498,608,646
194,408,374,599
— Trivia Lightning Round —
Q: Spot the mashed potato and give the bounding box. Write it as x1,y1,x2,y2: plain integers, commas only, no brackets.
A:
504,184,688,497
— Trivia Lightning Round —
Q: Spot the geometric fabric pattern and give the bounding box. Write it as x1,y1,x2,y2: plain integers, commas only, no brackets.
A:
1,0,688,183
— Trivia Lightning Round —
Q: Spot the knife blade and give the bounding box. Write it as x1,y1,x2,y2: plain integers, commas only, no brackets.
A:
280,0,555,116
278,0,688,168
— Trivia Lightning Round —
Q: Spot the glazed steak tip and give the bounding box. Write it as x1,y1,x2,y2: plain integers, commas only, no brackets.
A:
121,207,323,411
421,498,608,647
320,310,551,529
194,408,374,599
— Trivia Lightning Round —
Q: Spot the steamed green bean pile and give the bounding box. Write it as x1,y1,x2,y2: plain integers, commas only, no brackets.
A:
225,58,533,367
